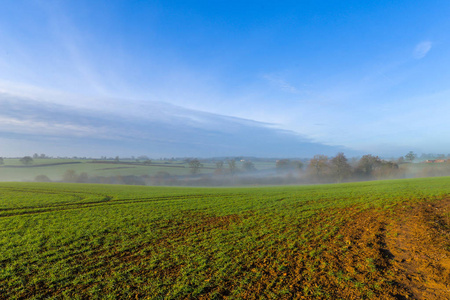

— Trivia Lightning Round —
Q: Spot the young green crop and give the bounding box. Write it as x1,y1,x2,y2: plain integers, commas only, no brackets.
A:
1,177,450,298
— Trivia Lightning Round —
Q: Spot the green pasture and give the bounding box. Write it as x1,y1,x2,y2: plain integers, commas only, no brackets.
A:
1,177,450,299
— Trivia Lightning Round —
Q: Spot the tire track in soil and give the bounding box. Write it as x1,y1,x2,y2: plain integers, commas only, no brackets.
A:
386,198,450,299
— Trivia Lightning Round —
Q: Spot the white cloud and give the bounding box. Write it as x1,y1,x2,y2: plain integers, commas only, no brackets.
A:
0,92,345,157
0,116,105,138
413,41,432,59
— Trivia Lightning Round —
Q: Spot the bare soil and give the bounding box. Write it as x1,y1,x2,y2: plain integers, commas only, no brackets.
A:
385,198,450,299
262,198,450,299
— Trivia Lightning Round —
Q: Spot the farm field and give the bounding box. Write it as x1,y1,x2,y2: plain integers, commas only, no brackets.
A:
1,178,450,299
0,159,196,182
0,158,276,182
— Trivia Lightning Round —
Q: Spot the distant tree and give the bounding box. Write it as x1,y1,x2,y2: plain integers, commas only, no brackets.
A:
152,171,172,185
39,153,47,159
373,161,400,179
405,151,417,162
143,159,152,165
33,153,39,159
0,157,3,165
275,159,289,169
227,159,237,174
114,156,120,163
215,161,224,175
330,152,351,182
294,160,304,170
397,156,405,164
20,156,33,165
349,157,359,167
188,159,203,174
155,171,171,179
63,170,77,182
242,161,256,172
356,154,382,176
77,172,89,183
276,159,291,170
308,155,329,178
276,159,304,171
34,174,51,182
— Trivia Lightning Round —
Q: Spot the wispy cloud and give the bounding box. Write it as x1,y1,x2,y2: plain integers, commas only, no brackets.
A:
0,92,346,157
262,74,301,94
413,41,432,59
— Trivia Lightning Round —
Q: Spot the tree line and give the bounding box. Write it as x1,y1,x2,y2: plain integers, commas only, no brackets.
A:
28,150,448,186
305,153,401,183
184,152,405,185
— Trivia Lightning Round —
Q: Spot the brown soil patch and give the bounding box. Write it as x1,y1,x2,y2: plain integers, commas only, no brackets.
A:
385,198,450,299
313,209,408,299
229,200,450,300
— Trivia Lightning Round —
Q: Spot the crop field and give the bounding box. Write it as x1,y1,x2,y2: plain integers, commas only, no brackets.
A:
1,178,450,299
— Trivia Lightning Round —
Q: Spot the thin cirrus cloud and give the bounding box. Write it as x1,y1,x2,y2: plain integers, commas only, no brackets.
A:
262,74,301,94
0,92,350,157
412,41,432,59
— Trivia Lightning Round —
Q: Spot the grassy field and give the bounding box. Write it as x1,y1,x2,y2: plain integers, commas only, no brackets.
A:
0,159,277,182
0,159,193,181
1,178,450,299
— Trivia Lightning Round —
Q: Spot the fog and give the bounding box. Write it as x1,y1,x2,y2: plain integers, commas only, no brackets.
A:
3,154,450,187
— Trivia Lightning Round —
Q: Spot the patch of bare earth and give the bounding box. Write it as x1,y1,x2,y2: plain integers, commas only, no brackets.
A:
298,199,450,300
385,198,450,299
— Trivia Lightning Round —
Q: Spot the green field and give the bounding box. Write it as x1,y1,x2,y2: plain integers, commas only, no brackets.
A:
2,178,450,299
0,159,276,182
0,159,193,182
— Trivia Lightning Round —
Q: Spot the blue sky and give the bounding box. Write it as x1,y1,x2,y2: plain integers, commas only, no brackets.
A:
1,1,449,158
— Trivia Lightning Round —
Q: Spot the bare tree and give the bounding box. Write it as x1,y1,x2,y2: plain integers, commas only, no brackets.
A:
214,161,224,175
330,152,351,182
308,155,329,179
227,159,237,174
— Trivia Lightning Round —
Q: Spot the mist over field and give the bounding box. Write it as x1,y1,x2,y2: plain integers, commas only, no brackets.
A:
2,152,450,187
